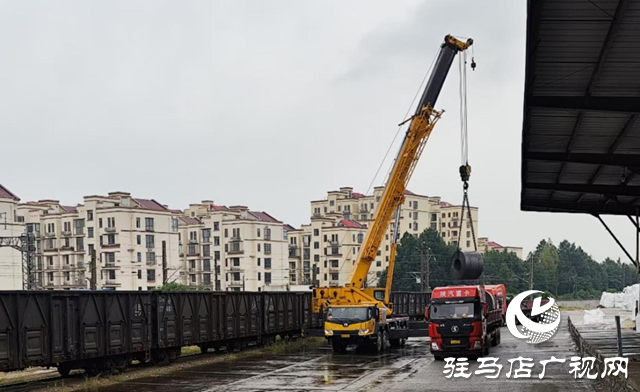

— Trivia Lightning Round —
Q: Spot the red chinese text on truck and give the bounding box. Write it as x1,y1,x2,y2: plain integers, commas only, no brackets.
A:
428,285,503,360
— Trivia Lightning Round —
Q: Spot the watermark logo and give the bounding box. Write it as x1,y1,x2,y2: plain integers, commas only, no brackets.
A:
506,290,560,344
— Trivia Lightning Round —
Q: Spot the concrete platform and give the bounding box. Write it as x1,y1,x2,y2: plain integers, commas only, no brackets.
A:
568,310,640,392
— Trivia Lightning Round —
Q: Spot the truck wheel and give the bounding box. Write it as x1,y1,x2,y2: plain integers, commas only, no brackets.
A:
433,355,443,361
496,328,501,345
375,332,383,353
382,331,390,351
491,331,498,347
57,364,71,377
483,338,490,356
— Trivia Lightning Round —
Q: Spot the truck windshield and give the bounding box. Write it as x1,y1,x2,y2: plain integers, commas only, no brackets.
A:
327,307,369,322
431,303,475,319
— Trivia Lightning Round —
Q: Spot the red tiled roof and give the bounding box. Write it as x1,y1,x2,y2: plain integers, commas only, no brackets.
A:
440,201,452,207
61,205,78,213
168,209,183,214
283,224,296,231
404,190,415,196
249,211,280,223
339,219,365,229
211,205,228,211
0,184,19,201
180,216,202,225
352,192,365,199
134,198,168,212
487,241,503,249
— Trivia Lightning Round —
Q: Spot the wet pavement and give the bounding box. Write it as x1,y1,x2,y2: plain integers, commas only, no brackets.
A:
93,315,600,392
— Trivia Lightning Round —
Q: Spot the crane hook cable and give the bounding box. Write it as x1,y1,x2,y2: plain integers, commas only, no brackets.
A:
457,49,478,253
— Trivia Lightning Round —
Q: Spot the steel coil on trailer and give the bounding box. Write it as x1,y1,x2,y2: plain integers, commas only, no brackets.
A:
451,251,484,280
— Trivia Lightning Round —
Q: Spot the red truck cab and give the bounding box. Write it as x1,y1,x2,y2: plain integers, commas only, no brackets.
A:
428,285,503,360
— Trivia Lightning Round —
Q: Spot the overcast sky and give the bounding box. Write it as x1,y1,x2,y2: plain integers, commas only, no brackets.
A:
1,0,637,263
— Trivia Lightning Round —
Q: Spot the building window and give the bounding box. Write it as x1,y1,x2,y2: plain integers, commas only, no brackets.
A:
136,218,141,228
264,227,271,240
258,272,261,281
314,242,319,249
376,260,382,267
137,252,142,262
329,200,335,206
107,217,115,228
258,258,261,266
314,254,319,262
146,235,155,249
257,243,261,252
224,229,228,238
313,229,319,236
331,273,339,281
98,218,103,228
74,219,84,235
76,237,84,251
214,251,220,261
87,210,93,221
214,222,220,231
202,229,211,243
147,270,156,282
171,218,179,232
137,270,142,279
257,228,261,237
88,227,94,238
467,241,471,248
137,235,141,245
48,272,54,282
147,252,156,263
265,272,271,284
265,258,272,268
203,259,211,271
203,245,210,257
106,234,116,245
214,236,220,246
145,218,154,231
264,243,271,255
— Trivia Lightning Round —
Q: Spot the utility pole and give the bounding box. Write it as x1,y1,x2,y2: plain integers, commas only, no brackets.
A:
162,240,167,284
529,255,534,290
90,248,97,290
425,247,430,292
420,243,426,292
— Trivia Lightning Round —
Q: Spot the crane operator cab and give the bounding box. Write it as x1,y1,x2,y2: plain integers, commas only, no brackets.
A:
324,304,387,353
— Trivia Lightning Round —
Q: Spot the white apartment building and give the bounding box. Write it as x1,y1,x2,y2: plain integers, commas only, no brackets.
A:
15,191,181,291
180,201,289,292
285,217,369,288
478,237,524,259
0,185,24,290
288,187,482,287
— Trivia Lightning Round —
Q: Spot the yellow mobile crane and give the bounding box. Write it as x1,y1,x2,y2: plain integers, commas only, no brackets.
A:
312,35,473,353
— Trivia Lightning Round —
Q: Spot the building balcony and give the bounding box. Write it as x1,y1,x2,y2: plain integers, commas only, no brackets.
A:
101,243,120,249
324,247,341,256
328,240,339,246
229,266,244,272
145,226,154,232
104,279,121,286
62,264,75,270
228,245,243,255
146,260,156,266
228,281,243,288
45,232,56,238
329,280,339,286
264,249,271,255
230,236,242,242
188,267,200,273
62,231,72,237
77,262,86,269
103,262,119,269
105,227,116,233
288,247,300,259
187,252,200,257
43,248,58,253
329,267,339,273
45,264,58,270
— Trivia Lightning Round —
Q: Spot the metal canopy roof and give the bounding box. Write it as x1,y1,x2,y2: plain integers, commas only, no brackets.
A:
521,0,640,217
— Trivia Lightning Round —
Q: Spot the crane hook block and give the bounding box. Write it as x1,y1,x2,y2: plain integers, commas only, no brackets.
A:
459,164,471,182
451,251,484,280
471,57,476,71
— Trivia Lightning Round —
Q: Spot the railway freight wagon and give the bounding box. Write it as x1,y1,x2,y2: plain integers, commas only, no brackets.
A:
0,290,424,376
389,291,431,319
